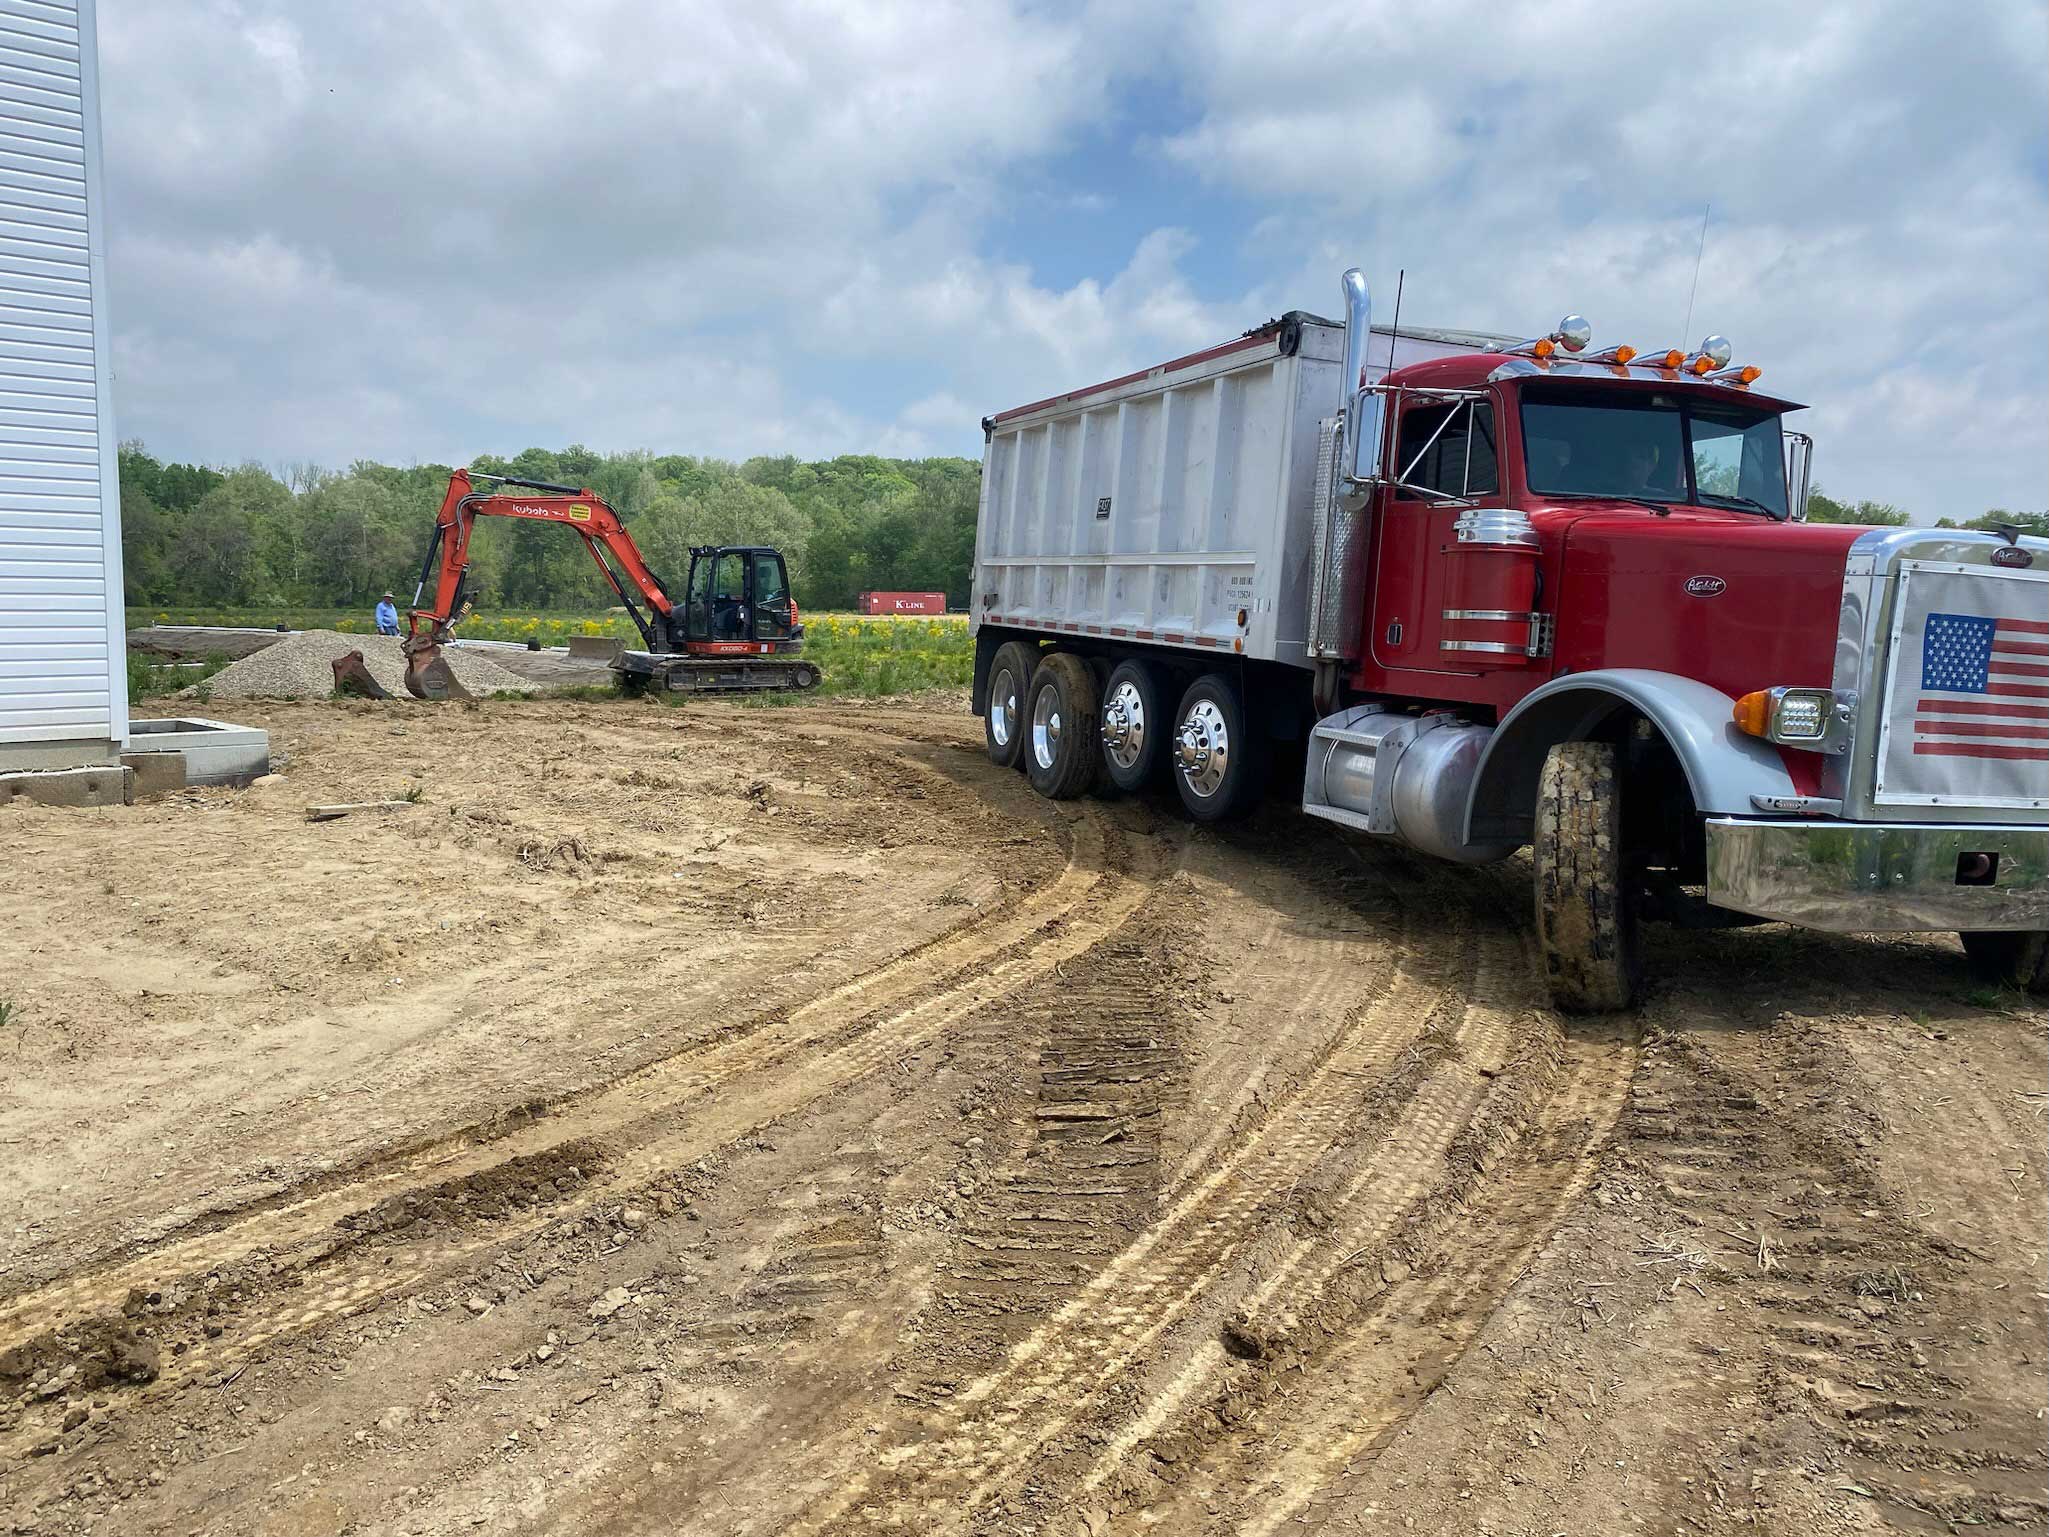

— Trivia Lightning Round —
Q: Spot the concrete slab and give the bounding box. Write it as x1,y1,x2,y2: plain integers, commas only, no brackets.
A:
127,717,271,787
121,750,189,798
2,764,133,808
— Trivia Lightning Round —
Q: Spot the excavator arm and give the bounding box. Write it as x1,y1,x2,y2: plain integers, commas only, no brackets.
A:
401,469,677,699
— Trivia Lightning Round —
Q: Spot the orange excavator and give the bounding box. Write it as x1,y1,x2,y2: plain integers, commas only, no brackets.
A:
398,468,819,699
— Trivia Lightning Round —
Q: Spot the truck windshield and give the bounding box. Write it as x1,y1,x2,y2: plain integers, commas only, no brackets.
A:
1520,385,1789,517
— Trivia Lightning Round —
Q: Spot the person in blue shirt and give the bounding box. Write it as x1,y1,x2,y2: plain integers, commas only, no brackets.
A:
374,592,400,635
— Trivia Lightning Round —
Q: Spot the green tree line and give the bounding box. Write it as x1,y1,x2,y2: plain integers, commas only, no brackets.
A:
119,442,2046,618
1804,485,2046,537
118,443,982,614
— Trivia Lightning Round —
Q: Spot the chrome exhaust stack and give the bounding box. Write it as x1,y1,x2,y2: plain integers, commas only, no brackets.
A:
1338,268,1384,486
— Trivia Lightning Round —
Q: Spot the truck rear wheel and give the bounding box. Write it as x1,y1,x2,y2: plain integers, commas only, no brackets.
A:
1171,673,1263,822
1533,739,1643,1012
1024,651,1100,800
984,641,1035,769
1959,930,2049,994
1099,659,1168,793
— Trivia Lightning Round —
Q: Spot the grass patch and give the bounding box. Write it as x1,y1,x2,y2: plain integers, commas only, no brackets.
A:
127,651,233,701
805,615,970,697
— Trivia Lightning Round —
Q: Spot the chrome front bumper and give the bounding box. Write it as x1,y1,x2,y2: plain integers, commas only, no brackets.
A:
1705,819,2049,933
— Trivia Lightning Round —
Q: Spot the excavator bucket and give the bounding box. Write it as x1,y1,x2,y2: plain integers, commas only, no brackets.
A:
402,641,471,701
331,650,392,700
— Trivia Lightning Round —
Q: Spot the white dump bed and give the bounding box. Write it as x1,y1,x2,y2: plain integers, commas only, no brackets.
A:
973,317,1494,667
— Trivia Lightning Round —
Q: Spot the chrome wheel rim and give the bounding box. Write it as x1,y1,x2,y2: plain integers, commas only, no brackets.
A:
1175,698,1229,798
1101,679,1147,771
989,665,1018,749
1031,682,1062,770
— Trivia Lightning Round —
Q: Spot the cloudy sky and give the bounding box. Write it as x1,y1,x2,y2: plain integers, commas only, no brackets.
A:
100,0,2046,520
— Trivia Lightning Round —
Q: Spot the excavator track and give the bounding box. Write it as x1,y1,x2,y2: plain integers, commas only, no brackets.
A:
614,651,822,693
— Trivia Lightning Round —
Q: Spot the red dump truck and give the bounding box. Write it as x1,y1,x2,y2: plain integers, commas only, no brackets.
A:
857,591,948,615
969,268,2048,1009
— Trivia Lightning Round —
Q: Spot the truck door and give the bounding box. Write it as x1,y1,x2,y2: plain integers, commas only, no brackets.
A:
1368,396,1498,678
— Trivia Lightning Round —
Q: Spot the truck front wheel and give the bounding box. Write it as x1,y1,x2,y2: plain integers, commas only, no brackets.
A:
1024,651,1100,800
1959,931,2049,994
1533,739,1643,1012
1171,673,1264,822
984,641,1035,770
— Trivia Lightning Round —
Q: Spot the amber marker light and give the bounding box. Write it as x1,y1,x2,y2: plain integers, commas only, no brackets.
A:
1732,690,1772,738
1612,345,1637,365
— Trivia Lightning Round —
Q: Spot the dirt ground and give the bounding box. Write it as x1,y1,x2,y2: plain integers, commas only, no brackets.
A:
1,695,2042,1536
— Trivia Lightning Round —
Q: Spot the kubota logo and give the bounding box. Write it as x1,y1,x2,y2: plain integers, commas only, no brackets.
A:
1684,574,1727,597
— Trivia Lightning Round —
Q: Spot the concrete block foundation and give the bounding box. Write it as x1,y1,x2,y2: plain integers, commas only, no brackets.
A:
2,764,133,808
127,718,271,787
121,750,189,797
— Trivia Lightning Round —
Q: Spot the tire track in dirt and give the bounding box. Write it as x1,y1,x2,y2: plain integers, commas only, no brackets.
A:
1159,829,1406,1202
790,860,1518,1534
0,800,1167,1429
0,728,998,1295
1062,928,1534,1501
1144,1021,1639,1536
1627,1030,2049,1531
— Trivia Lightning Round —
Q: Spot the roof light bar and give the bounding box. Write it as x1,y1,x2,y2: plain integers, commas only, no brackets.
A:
1492,314,1592,359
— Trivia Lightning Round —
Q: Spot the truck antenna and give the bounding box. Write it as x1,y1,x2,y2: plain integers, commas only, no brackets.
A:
1387,268,1405,368
1681,204,1710,341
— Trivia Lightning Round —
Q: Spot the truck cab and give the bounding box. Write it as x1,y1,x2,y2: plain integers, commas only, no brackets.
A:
970,269,2048,1009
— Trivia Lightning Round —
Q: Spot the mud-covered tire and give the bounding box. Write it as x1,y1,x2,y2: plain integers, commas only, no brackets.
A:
1170,673,1264,823
1098,658,1169,794
984,641,1034,770
1024,651,1100,800
1533,739,1643,1013
1959,930,2049,994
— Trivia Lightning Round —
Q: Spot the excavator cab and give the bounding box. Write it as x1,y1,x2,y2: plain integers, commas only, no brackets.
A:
682,547,801,650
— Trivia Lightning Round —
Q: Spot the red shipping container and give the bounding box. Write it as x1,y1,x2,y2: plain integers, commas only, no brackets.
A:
856,591,948,615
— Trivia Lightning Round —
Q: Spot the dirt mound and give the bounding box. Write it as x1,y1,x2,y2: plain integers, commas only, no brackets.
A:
192,630,537,699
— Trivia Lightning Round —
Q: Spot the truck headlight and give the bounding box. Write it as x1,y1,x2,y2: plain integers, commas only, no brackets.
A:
1732,686,1843,748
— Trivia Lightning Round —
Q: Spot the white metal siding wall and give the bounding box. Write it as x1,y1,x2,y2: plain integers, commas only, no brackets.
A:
0,0,123,755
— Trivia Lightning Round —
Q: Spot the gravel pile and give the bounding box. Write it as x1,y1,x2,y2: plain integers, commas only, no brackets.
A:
192,630,539,699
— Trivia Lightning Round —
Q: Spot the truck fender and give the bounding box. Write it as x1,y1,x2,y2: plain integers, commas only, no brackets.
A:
1463,669,1800,846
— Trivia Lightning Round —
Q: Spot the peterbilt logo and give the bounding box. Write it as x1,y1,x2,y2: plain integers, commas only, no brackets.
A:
1683,574,1727,597
1991,546,2034,569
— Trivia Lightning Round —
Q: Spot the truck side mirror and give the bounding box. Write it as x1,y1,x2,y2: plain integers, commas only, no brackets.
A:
1784,431,1814,522
1348,391,1385,485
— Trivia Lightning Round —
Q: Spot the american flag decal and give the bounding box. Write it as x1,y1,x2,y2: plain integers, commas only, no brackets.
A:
1915,611,2049,761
